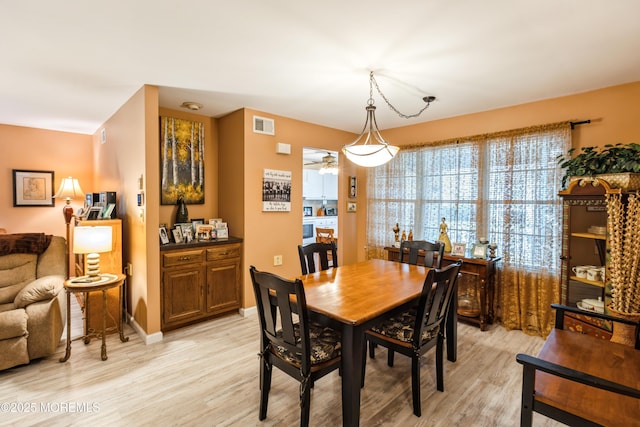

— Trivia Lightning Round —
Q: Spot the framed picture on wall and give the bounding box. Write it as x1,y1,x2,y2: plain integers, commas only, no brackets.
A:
160,116,205,205
349,176,357,199
347,202,357,213
12,169,55,207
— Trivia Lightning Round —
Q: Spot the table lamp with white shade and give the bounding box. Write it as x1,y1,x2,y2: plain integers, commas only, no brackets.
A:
73,226,113,282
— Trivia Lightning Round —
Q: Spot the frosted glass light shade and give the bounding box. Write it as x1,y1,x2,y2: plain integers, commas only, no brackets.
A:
342,103,399,167
343,144,399,167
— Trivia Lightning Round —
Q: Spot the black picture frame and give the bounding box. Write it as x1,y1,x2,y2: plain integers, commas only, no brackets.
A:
12,169,55,207
86,206,103,220
349,176,357,199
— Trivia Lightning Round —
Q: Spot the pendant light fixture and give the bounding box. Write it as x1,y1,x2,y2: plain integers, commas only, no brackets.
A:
342,71,435,167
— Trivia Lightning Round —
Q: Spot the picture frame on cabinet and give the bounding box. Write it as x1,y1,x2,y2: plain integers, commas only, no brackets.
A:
195,224,215,241
451,243,466,257
86,206,103,220
172,226,183,244
471,243,488,259
12,169,55,207
216,227,228,239
181,225,193,243
191,218,204,230
76,207,90,220
102,203,115,219
349,176,357,199
159,226,170,245
176,222,193,240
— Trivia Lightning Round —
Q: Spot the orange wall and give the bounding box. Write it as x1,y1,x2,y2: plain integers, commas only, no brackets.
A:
158,108,218,228
219,108,357,308
0,124,93,236
92,85,161,336
361,81,640,254
382,81,640,148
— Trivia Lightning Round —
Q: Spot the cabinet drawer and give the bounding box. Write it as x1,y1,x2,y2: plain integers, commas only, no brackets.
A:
163,249,205,268
207,244,241,261
564,313,612,340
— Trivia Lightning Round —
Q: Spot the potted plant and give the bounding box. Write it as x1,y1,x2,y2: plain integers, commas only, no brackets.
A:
557,142,640,189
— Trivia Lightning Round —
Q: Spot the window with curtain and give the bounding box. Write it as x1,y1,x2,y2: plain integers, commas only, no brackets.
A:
367,122,571,336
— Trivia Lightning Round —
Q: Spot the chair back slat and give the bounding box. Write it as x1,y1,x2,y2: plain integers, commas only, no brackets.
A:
250,266,311,368
399,240,444,268
414,260,462,346
315,227,335,244
297,242,338,274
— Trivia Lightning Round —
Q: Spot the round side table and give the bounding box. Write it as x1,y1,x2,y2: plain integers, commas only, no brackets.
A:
59,273,129,362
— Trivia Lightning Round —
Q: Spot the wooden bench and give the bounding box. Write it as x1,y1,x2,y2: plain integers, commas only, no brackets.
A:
516,304,640,427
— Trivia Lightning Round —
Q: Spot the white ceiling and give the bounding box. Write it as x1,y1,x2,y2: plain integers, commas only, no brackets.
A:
2,1,640,135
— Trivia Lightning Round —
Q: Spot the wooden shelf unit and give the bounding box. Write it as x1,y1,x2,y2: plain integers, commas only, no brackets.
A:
558,177,628,338
160,238,242,331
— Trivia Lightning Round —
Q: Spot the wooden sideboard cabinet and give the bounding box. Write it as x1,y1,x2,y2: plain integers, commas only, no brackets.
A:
161,238,242,331
385,246,501,331
76,219,123,334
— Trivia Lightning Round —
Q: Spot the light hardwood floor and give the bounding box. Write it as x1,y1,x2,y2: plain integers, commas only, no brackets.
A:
1,302,564,427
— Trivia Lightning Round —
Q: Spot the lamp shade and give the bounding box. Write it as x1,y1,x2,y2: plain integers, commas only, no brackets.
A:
54,177,84,201
342,103,399,168
343,143,399,167
73,226,112,254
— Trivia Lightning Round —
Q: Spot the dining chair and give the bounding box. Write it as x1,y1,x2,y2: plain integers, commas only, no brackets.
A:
297,242,338,275
370,239,446,360
399,239,444,268
363,260,463,417
249,266,342,427
315,227,335,244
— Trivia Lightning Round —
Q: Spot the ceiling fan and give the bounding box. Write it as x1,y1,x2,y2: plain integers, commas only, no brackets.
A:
304,151,339,174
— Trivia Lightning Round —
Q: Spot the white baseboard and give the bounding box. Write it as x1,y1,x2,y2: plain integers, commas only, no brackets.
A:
239,306,256,317
128,314,163,345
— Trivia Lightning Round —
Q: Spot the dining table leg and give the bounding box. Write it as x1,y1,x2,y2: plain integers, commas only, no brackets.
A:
341,323,365,427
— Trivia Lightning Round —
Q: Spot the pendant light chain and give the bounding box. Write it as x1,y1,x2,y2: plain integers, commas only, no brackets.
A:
370,71,434,119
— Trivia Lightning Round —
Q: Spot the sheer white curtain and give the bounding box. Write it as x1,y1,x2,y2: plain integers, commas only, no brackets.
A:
367,122,571,336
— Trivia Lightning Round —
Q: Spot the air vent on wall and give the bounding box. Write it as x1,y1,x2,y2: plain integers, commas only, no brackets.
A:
253,115,275,135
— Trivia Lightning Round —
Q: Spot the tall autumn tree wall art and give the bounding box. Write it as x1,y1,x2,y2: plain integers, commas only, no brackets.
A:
160,116,205,205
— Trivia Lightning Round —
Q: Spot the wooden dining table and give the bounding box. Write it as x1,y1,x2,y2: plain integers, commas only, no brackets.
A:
300,259,458,427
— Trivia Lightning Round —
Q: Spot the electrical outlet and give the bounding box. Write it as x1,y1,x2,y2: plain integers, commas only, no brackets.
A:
274,255,283,266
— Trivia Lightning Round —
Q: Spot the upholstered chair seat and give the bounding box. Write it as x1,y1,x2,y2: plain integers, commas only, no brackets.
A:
273,322,341,366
